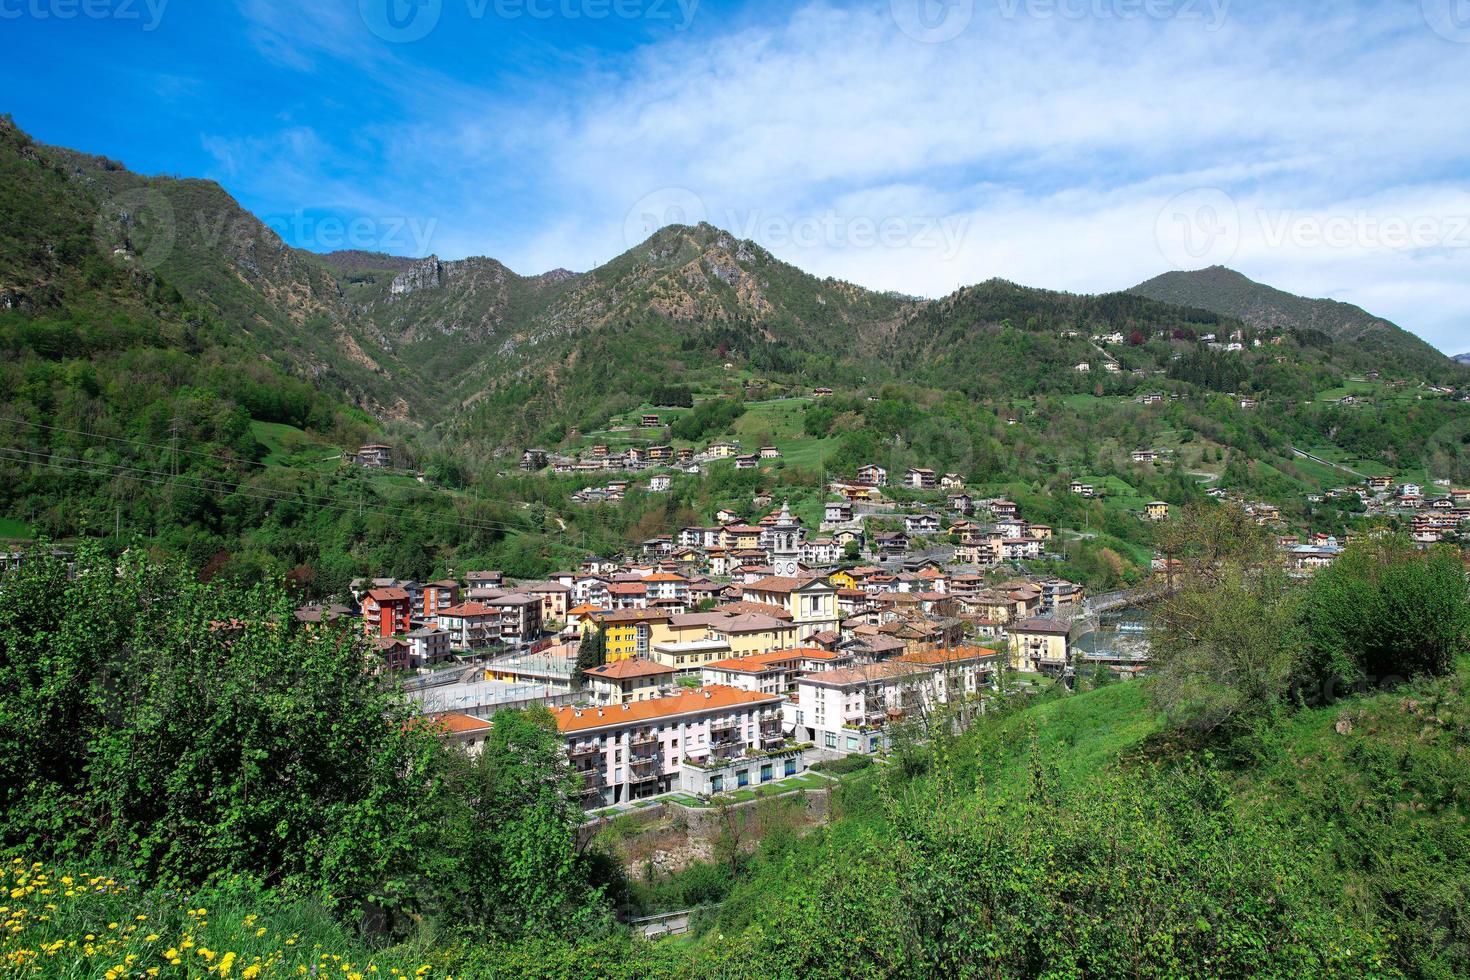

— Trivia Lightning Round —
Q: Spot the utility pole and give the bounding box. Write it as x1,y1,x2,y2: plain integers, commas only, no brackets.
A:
167,415,183,526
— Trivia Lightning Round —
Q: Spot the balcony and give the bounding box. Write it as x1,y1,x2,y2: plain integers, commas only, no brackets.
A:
568,743,599,759
709,717,740,733
759,716,782,734
630,731,658,748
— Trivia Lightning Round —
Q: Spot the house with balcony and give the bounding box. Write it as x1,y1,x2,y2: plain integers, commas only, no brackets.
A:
421,580,461,618
552,686,795,806
906,468,937,489
435,602,501,651
1008,618,1071,674
583,658,678,704
360,588,412,638
406,626,453,667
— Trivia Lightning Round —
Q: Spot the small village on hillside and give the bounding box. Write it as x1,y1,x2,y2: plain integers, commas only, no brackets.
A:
321,407,1470,811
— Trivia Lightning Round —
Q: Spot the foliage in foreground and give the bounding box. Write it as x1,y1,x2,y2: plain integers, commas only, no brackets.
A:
0,546,606,943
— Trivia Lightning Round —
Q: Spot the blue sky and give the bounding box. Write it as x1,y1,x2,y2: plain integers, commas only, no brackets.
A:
4,0,1469,352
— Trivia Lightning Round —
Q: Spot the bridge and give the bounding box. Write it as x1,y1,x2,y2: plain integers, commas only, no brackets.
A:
1068,586,1162,655
625,906,721,940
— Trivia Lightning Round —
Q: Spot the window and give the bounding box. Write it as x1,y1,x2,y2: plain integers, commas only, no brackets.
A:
846,736,858,751
824,732,837,749
737,770,750,787
710,775,724,793
760,764,773,783
784,760,797,777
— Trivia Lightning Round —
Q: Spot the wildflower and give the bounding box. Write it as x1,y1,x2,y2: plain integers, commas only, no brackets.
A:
243,966,262,980
219,951,237,977
145,934,160,942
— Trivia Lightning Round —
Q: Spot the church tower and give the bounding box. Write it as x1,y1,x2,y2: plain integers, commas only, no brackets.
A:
772,500,802,577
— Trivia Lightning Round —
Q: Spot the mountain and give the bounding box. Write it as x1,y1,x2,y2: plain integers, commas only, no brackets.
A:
1129,266,1454,374
1456,353,1470,366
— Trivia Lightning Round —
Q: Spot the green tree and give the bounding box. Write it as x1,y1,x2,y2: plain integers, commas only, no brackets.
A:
1300,536,1470,691
438,708,604,939
1149,506,1301,732
0,544,439,915
575,628,607,679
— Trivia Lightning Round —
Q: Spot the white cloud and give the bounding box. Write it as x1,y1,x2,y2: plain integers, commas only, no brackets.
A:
215,0,1470,351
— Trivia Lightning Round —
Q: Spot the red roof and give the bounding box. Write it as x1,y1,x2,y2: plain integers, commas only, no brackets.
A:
438,602,498,618
550,686,780,733
585,658,677,680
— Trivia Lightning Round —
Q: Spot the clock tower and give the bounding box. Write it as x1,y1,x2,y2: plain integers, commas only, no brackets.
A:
771,500,802,577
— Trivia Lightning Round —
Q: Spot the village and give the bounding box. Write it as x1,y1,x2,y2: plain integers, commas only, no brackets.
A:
313,439,1470,813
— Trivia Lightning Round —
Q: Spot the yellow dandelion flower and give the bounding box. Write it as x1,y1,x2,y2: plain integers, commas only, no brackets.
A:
219,951,237,977
242,966,261,980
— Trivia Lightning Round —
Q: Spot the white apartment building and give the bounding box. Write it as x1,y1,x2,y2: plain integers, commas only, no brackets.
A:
551,686,793,806
791,648,999,755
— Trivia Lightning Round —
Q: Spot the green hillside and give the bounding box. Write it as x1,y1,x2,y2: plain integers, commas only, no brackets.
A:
1131,266,1458,376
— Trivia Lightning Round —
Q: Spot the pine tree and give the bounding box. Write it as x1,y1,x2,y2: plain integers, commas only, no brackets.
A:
574,628,606,681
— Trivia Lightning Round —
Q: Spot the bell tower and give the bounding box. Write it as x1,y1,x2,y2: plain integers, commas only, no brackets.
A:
772,500,801,577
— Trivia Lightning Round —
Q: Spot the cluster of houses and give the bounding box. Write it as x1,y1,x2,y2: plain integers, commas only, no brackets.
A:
370,445,1470,808
380,500,1089,806
1304,479,1470,542
526,439,784,481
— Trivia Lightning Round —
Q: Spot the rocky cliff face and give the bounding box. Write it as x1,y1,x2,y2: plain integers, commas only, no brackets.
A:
390,256,445,297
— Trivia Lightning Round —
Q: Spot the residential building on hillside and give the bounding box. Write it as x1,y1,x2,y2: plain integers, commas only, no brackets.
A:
1009,618,1071,673
791,647,997,755
436,602,501,651
360,588,412,638
406,627,453,667
583,658,678,705
551,687,795,806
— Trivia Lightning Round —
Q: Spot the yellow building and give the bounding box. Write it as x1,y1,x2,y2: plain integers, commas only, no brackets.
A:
588,610,674,662
741,576,840,641
1008,618,1071,673
721,525,765,550
710,613,801,656
828,569,857,590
